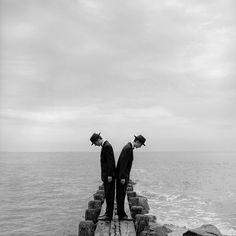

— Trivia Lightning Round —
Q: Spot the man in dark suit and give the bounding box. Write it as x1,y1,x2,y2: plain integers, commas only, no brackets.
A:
116,134,146,220
90,132,116,221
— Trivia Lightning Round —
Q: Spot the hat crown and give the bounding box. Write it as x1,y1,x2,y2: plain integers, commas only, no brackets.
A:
90,133,101,145
134,134,146,145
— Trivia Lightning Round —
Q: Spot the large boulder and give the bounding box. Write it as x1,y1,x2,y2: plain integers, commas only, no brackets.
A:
183,224,222,236
149,223,172,236
166,224,188,236
146,214,157,223
145,223,188,236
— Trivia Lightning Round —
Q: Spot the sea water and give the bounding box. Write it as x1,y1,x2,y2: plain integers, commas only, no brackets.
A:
0,152,235,236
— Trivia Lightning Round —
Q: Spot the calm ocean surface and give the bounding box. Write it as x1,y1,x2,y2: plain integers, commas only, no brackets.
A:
0,152,236,236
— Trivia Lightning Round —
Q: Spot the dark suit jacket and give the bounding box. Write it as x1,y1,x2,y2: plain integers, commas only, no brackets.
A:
116,142,133,180
100,140,116,182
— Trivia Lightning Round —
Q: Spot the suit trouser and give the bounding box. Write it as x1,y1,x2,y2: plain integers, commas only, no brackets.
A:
116,180,127,217
103,179,115,218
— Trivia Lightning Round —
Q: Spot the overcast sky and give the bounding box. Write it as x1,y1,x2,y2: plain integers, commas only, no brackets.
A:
0,0,235,152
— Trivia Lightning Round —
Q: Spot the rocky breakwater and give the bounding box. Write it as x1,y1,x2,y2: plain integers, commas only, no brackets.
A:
78,185,104,236
129,181,223,236
78,180,224,236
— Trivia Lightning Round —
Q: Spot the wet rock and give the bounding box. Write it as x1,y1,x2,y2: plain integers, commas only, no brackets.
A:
85,209,99,223
149,222,172,236
93,193,104,204
127,186,134,191
129,197,139,209
127,191,137,200
135,214,150,236
167,226,188,236
140,230,148,236
88,200,101,210
137,196,150,214
183,224,222,236
146,214,157,223
78,220,95,236
131,206,143,219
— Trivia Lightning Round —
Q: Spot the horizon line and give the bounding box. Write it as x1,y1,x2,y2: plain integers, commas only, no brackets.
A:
1,150,236,153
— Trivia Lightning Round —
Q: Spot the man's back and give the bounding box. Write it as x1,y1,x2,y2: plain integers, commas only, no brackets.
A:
116,142,133,181
100,140,116,182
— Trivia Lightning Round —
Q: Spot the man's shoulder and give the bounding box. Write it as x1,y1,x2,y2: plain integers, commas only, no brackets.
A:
102,141,115,159
122,142,132,151
103,140,113,148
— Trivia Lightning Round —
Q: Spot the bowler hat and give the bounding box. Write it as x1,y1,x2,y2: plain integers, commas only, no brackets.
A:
90,133,102,145
134,134,146,146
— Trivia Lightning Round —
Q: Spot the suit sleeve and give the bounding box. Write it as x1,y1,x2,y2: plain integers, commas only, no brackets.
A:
104,145,115,177
119,148,133,180
126,155,133,181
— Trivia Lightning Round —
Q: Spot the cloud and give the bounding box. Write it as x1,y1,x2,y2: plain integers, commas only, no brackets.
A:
0,0,235,151
0,104,187,126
